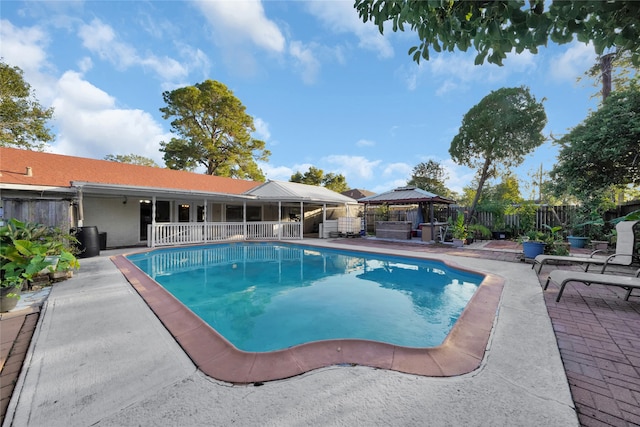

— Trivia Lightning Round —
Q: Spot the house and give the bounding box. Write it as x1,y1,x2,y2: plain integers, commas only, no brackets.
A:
341,188,375,200
0,147,358,248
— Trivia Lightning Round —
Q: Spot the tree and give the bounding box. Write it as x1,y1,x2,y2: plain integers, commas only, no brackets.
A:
354,0,640,66
581,49,640,101
159,80,270,180
0,61,54,150
290,166,350,193
550,87,640,205
291,166,324,186
449,86,546,221
407,160,451,197
104,153,159,167
322,173,349,193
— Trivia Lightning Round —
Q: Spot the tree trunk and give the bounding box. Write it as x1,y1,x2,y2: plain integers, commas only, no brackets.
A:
468,157,492,223
600,53,614,101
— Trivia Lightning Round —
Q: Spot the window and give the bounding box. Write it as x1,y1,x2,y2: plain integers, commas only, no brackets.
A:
178,204,190,222
156,201,171,222
225,205,262,222
226,205,243,222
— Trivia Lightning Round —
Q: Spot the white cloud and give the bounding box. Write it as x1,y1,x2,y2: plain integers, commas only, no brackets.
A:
289,40,321,84
195,0,285,53
549,42,597,83
253,118,271,140
324,155,382,180
77,18,189,82
0,20,57,103
258,162,293,181
51,71,169,164
0,19,49,73
441,159,475,195
383,162,412,177
356,139,375,147
305,0,393,59
402,48,538,95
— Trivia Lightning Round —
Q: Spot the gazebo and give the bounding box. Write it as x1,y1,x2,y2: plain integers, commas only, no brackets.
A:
359,186,456,241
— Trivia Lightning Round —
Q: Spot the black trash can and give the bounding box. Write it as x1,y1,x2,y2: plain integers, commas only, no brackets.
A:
99,232,107,250
75,226,101,258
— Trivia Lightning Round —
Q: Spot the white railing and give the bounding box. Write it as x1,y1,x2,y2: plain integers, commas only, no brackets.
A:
148,221,302,247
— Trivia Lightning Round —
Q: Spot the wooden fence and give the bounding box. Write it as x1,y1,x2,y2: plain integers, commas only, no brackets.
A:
363,203,639,237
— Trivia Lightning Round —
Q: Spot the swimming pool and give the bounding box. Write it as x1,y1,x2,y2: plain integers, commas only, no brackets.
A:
127,243,484,352
113,241,503,383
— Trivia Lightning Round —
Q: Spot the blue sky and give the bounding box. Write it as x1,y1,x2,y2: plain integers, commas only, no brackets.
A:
1,1,601,195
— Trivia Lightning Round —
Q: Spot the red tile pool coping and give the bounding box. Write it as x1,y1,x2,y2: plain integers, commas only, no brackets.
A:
111,250,504,384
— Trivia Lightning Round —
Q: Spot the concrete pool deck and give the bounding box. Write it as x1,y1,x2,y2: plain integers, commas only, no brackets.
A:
4,240,579,426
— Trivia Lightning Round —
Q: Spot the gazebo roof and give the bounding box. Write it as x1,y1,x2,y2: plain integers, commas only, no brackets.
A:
359,186,456,205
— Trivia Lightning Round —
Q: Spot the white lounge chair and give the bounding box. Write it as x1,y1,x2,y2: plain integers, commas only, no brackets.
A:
532,220,639,274
544,268,640,302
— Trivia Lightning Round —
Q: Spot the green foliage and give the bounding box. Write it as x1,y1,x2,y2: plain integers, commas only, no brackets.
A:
450,86,546,220
354,0,640,66
291,166,324,186
550,88,640,203
468,223,491,240
104,154,159,167
290,166,350,193
0,61,54,150
375,204,390,221
580,50,640,101
159,80,270,180
0,219,79,288
407,160,451,197
322,173,349,193
514,201,538,235
449,214,467,240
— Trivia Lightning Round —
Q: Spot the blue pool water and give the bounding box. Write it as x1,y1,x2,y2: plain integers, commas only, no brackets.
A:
127,243,484,352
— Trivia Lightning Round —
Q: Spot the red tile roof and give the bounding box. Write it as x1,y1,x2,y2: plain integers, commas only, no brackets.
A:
0,147,261,195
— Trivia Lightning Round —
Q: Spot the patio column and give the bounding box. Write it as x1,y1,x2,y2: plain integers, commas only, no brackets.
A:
243,201,247,240
151,196,156,247
203,198,207,243
322,204,326,239
300,201,304,239
278,201,282,240
77,187,84,227
430,202,435,242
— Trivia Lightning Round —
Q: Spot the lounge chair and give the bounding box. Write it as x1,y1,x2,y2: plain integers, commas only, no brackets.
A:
544,268,640,302
532,220,639,274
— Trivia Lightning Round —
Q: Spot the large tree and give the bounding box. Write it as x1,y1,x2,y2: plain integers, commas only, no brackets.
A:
290,166,349,193
354,0,640,66
160,80,270,180
104,153,159,167
550,87,640,205
407,160,451,198
0,61,54,150
449,86,546,220
581,49,640,101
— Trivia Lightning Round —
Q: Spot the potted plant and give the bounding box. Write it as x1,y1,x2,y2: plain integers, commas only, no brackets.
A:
542,225,569,256
450,215,468,247
0,219,80,312
520,230,546,259
567,211,605,249
1,239,55,312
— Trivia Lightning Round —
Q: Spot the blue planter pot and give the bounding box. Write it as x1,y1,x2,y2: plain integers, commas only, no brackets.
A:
567,236,589,248
522,241,545,259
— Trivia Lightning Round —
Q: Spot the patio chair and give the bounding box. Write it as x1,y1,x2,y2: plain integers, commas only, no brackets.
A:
532,220,639,274
544,268,640,302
